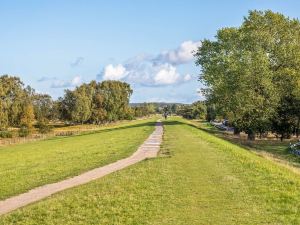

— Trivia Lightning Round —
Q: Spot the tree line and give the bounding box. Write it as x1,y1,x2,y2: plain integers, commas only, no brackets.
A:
175,101,207,120
0,75,155,137
195,10,300,140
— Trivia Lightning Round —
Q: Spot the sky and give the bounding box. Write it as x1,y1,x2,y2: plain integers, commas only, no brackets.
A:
1,0,300,103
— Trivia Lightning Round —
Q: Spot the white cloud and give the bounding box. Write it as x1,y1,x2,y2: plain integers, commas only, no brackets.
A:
99,62,188,86
183,74,192,81
154,64,179,85
103,64,128,80
51,75,82,88
98,40,198,86
153,40,201,65
71,76,81,85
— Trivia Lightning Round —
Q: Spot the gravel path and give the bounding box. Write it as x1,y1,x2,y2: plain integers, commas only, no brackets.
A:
0,121,163,216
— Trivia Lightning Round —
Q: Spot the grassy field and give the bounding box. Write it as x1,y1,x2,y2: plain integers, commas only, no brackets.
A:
2,117,300,224
0,118,156,200
196,120,300,171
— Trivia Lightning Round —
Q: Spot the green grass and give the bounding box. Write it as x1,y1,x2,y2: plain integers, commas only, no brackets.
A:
2,117,300,224
0,118,156,200
196,120,300,169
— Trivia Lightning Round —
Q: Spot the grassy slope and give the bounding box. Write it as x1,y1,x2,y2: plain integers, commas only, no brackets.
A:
2,118,300,224
0,119,156,200
198,121,300,170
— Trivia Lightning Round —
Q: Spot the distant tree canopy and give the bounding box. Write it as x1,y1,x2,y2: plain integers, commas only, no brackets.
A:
58,80,133,124
195,10,300,140
177,101,206,120
132,103,156,118
0,75,144,136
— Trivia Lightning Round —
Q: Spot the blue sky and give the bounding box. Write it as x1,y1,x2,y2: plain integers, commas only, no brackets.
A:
1,0,300,103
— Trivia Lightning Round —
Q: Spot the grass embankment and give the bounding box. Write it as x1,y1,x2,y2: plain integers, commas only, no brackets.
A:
0,118,156,200
197,120,300,171
2,117,300,224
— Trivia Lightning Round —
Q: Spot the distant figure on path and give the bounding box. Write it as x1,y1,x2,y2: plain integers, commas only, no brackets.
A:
163,112,168,120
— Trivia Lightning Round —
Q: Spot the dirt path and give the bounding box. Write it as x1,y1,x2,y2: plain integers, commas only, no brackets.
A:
0,121,163,216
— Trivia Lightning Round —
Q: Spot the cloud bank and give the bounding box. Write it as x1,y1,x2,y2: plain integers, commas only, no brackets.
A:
98,40,199,86
103,64,128,80
153,40,201,65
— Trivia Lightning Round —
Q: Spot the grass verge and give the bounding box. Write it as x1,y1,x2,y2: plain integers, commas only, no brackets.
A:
195,120,300,172
0,118,156,200
1,117,300,224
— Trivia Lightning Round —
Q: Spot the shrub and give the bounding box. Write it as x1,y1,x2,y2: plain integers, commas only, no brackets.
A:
0,130,13,138
37,121,52,134
19,126,30,137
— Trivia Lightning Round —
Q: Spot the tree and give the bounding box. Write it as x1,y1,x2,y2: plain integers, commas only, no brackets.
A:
58,80,133,124
99,81,132,121
196,10,300,140
272,96,300,141
0,75,35,129
19,100,35,136
132,103,156,118
32,94,54,122
56,91,75,122
71,84,93,124
0,75,24,127
177,101,207,120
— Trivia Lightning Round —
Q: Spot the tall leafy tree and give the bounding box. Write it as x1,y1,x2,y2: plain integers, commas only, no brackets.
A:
0,75,35,129
32,94,54,122
196,10,300,140
99,80,133,121
71,84,93,124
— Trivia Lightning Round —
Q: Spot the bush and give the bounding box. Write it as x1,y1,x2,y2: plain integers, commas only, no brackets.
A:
0,130,13,138
19,126,30,137
37,121,52,134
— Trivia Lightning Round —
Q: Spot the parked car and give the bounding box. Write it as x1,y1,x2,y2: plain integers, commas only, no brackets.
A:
289,141,300,156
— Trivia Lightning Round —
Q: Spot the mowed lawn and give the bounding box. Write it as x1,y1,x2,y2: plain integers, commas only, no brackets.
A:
0,119,156,200
2,118,300,224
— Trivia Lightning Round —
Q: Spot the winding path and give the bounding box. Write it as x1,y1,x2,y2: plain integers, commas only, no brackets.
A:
0,121,163,216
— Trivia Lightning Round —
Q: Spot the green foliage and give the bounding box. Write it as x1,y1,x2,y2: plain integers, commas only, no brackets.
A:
36,120,52,134
58,80,133,124
0,75,33,128
32,94,54,121
18,126,30,137
132,103,156,118
20,102,35,130
0,75,135,135
196,10,300,140
177,101,206,119
71,84,93,124
0,130,13,138
206,103,217,121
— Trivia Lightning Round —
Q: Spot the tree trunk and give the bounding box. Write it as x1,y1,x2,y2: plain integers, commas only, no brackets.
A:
296,117,300,138
247,130,256,141
233,127,240,136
